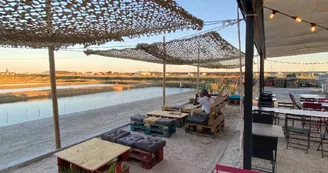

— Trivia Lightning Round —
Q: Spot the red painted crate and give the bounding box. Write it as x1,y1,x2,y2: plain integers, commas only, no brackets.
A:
127,147,164,170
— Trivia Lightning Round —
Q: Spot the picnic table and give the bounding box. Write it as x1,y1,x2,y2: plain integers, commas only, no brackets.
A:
55,138,130,173
252,106,328,118
147,110,189,127
162,103,201,113
299,94,324,99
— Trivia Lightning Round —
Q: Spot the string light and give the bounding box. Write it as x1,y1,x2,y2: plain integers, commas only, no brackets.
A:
292,16,302,22
269,10,277,19
264,6,328,32
311,23,316,32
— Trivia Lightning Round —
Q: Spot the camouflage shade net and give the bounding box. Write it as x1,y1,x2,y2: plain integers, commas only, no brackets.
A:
0,0,203,48
136,31,244,65
85,31,245,69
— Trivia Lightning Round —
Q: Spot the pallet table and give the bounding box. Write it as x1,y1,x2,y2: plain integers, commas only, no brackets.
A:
162,103,201,113
55,138,130,173
130,121,176,138
147,110,189,127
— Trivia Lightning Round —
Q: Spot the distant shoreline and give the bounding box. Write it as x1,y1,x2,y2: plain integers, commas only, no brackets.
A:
0,83,161,104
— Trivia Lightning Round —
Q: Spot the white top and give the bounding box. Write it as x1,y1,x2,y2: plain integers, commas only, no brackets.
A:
197,96,212,114
252,106,328,119
252,123,284,138
299,94,324,99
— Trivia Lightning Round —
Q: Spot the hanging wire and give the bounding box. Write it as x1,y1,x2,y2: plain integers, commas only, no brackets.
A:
264,6,328,31
63,20,243,51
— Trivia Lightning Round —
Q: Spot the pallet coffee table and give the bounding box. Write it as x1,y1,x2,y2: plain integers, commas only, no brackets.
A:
147,110,189,127
55,138,130,173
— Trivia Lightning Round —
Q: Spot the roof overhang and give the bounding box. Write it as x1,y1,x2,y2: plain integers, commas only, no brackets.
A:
264,0,328,58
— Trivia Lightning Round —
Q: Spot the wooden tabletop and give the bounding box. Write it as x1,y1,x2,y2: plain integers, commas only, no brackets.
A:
55,138,130,171
299,94,324,99
147,110,189,118
252,106,279,112
278,108,328,118
253,123,284,138
252,106,328,118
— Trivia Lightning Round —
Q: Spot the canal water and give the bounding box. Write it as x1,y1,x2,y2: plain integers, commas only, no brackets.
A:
0,84,113,93
0,87,193,126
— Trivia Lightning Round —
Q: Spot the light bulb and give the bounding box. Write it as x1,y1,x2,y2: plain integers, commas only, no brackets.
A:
269,10,277,19
294,17,302,22
311,23,316,32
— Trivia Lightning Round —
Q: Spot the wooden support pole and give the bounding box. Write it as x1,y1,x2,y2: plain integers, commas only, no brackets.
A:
197,47,200,92
237,6,244,167
259,54,264,95
162,36,166,106
46,0,61,149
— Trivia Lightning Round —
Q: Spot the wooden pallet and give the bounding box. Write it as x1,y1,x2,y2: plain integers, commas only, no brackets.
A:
147,114,186,128
185,116,224,138
130,122,176,138
228,100,240,105
127,147,164,170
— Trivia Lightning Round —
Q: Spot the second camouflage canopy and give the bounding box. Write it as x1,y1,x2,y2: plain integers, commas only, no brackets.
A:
84,31,245,69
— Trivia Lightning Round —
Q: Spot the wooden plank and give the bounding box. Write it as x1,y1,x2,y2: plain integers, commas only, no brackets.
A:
55,138,130,171
147,110,189,118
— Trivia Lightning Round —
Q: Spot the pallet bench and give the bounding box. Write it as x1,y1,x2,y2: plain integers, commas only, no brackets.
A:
185,115,224,138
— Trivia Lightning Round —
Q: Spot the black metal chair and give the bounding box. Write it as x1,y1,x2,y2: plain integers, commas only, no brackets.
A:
252,134,277,173
285,114,311,154
317,122,328,158
253,110,274,125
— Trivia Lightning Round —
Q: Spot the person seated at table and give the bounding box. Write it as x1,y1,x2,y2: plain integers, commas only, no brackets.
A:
192,89,212,117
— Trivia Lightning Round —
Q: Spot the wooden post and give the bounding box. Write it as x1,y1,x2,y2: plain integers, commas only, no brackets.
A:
46,0,61,149
162,36,166,106
197,47,200,92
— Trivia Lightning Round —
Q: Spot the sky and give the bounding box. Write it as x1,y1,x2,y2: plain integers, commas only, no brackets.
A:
0,0,327,73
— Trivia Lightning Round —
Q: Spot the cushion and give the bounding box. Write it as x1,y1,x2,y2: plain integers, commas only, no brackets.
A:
143,117,160,124
134,136,166,153
131,114,147,122
156,118,175,126
228,94,241,100
117,134,145,147
101,129,131,142
185,115,208,125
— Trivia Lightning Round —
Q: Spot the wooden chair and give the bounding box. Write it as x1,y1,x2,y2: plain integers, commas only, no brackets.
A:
300,98,315,102
302,103,323,132
285,114,311,154
303,102,322,111
318,98,328,103
289,93,302,109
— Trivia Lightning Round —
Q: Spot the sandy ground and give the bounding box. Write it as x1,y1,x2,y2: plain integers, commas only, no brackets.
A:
5,103,240,173
2,87,327,173
0,91,195,170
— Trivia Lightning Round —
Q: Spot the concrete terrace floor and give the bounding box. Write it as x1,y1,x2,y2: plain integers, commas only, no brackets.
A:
2,87,328,173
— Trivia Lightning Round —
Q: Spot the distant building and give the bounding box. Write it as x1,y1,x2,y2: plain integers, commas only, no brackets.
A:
85,71,94,75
